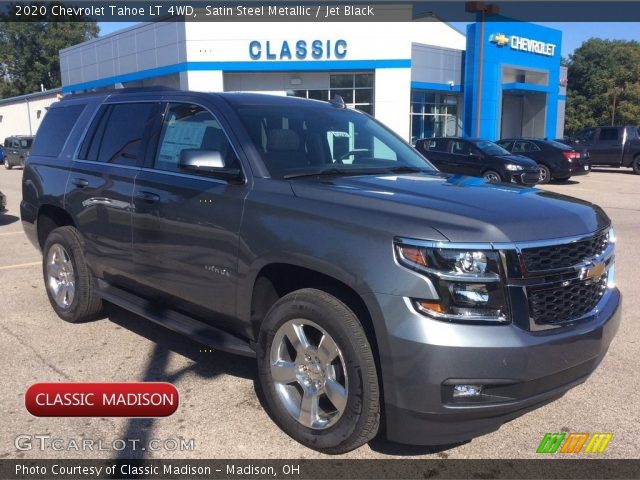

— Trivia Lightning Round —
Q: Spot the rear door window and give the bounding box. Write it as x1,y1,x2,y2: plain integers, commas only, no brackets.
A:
80,103,157,166
496,141,513,151
513,141,539,153
598,128,619,142
32,104,85,157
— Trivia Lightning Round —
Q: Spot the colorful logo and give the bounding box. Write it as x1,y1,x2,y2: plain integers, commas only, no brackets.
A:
490,33,510,47
536,432,613,454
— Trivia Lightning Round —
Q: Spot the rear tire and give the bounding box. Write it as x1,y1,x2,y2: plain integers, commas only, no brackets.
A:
538,165,551,184
483,170,502,183
257,288,380,454
42,226,103,323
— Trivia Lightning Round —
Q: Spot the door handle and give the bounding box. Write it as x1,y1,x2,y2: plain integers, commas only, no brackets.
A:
71,178,89,188
136,191,160,203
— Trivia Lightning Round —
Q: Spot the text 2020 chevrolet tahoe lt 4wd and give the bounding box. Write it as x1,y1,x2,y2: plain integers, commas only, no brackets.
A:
21,89,621,453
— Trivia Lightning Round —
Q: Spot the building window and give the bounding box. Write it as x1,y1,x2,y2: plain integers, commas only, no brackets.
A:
287,72,374,115
410,90,461,144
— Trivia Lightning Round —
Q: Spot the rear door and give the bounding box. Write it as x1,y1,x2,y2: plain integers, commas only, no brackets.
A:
588,127,623,165
65,100,161,282
130,99,249,330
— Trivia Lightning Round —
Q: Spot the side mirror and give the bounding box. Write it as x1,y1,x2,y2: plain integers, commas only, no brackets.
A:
178,149,242,182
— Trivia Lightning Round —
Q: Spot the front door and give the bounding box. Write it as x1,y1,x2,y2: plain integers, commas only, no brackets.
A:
131,101,249,331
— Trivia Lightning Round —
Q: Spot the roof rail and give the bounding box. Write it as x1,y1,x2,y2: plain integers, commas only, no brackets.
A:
66,86,179,98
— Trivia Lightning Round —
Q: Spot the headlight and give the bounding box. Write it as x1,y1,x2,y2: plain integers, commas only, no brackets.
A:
505,164,524,171
395,240,509,324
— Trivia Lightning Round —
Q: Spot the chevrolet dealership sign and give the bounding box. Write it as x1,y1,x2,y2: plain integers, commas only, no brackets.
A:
491,33,557,57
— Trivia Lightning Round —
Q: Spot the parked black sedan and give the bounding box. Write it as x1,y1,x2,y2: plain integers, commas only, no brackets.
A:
496,138,590,184
415,137,540,185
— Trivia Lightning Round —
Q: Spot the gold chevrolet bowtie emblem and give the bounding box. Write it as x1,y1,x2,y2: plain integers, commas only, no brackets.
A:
581,261,606,281
491,33,510,47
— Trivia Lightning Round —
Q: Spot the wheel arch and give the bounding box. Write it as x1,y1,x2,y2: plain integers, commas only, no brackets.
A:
247,261,385,398
37,204,76,249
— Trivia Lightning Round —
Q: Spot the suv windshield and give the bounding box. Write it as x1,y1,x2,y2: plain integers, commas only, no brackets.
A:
236,104,435,179
474,140,511,156
20,138,33,148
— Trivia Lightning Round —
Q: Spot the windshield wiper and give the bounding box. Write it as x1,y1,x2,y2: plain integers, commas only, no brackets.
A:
284,168,375,179
382,166,426,174
283,165,430,180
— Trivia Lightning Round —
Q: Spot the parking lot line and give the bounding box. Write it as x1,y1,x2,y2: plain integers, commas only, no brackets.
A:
0,261,40,271
0,231,24,236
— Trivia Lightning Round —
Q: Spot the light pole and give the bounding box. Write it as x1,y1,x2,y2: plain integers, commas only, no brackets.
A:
608,86,624,126
465,2,500,138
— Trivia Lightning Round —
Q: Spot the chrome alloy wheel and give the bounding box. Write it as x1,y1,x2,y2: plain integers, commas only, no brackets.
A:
270,319,348,430
484,171,501,183
46,243,76,309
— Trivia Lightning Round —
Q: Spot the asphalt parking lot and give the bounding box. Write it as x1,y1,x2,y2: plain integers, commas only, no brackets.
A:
1,167,638,460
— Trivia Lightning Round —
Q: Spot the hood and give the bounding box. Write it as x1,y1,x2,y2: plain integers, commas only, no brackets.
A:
290,173,609,243
496,154,538,168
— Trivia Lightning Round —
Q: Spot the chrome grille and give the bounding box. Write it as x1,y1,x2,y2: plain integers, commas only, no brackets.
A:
527,274,607,326
521,230,609,272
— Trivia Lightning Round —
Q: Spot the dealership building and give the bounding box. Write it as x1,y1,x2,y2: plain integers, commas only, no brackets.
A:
2,14,568,143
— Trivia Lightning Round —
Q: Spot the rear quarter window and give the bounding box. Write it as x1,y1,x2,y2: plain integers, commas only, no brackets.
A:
31,104,86,157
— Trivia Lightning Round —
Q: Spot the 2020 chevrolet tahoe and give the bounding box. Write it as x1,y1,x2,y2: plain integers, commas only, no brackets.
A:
21,89,621,453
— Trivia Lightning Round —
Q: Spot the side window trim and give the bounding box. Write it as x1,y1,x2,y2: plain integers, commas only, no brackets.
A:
85,106,113,161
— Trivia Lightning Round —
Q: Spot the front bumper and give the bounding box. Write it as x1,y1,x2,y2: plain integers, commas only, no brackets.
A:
511,170,540,186
367,287,621,445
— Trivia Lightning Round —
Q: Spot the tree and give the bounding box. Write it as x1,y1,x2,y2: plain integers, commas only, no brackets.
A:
0,20,98,98
565,38,640,134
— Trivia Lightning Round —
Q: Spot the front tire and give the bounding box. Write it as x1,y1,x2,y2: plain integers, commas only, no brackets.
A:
257,288,380,454
42,226,103,323
538,164,551,184
483,170,502,183
4,160,11,170
632,156,640,175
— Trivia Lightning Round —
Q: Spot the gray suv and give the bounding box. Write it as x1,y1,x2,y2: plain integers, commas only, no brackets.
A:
4,135,33,169
21,89,621,453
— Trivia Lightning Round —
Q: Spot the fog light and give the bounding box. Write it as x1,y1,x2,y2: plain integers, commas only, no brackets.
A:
453,384,483,398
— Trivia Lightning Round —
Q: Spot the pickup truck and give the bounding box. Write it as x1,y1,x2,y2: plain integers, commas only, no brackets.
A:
566,126,640,174
21,88,621,453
